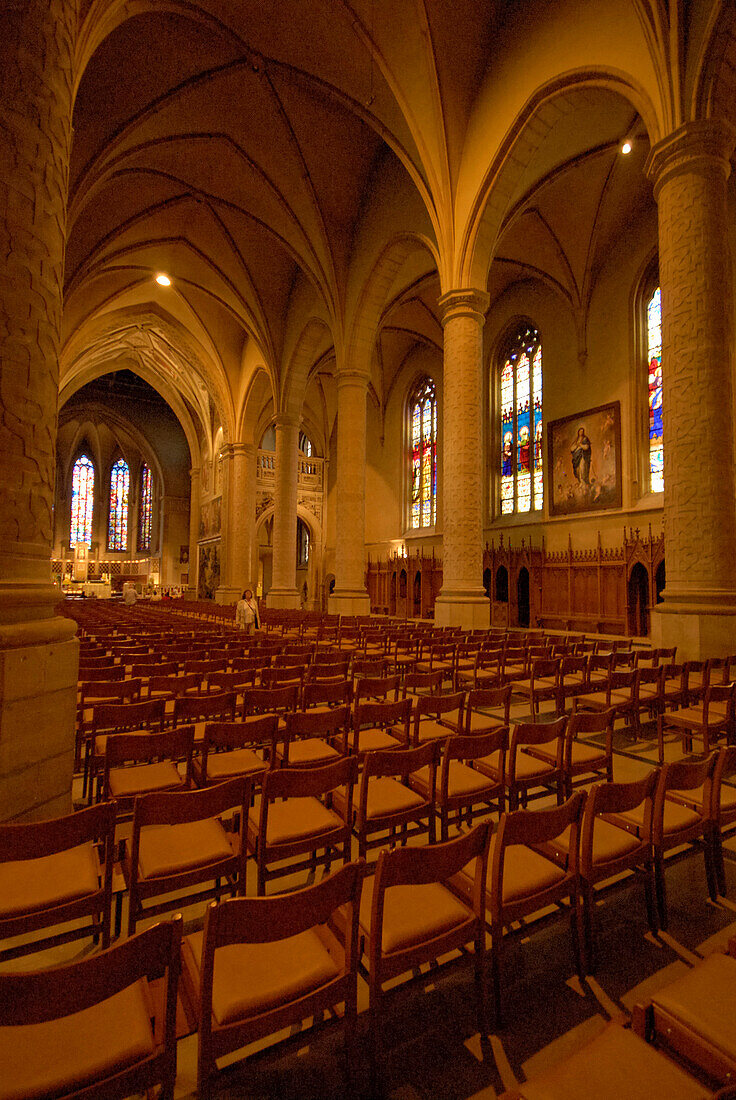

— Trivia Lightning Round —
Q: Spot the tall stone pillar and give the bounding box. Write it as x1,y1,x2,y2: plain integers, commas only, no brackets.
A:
329,372,371,616
217,443,256,603
266,416,300,609
185,467,200,599
434,289,490,630
647,120,736,659
0,0,80,821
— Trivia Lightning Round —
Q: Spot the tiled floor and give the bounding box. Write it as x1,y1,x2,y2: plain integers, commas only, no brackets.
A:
4,704,736,1098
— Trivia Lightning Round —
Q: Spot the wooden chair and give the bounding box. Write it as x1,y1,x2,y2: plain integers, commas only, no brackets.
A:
246,756,358,894
546,772,658,971
302,677,352,713
614,754,718,929
411,729,507,841
408,690,465,745
500,1020,724,1100
475,717,566,810
0,916,182,1100
122,777,250,935
242,683,299,723
633,938,736,1094
343,740,438,860
661,661,686,713
562,708,616,795
558,655,588,710
512,657,562,718
711,746,736,895
172,690,237,736
360,823,491,1087
401,668,444,710
182,861,365,1100
87,697,166,802
458,645,504,690
101,725,194,813
192,716,278,788
484,792,586,1025
0,801,116,962
347,697,411,757
277,705,350,767
663,682,736,756
353,671,399,704
451,684,512,735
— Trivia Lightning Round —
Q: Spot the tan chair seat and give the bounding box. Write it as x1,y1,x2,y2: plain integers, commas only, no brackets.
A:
466,708,505,732
347,728,403,752
363,776,425,819
414,717,456,743
202,747,266,780
0,842,100,919
359,875,470,954
0,980,155,1100
491,835,566,904
436,708,462,730
515,1021,708,1100
138,818,233,879
638,684,661,700
249,796,343,845
651,951,736,1064
283,738,341,765
667,706,724,728
411,761,493,800
543,819,640,868
477,749,555,782
108,760,183,798
184,928,340,1027
618,798,702,838
568,740,606,765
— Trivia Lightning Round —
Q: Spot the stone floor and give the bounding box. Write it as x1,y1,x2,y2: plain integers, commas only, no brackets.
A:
3,703,735,1098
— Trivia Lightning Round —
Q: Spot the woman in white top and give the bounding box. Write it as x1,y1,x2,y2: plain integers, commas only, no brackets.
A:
235,589,259,633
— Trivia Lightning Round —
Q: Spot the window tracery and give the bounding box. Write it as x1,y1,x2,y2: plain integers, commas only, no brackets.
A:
70,454,95,546
108,458,130,551
138,464,152,551
499,324,543,514
408,377,437,529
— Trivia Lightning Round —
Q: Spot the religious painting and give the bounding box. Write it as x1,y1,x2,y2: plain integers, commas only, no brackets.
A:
198,496,222,539
547,402,622,516
198,542,220,599
179,545,189,564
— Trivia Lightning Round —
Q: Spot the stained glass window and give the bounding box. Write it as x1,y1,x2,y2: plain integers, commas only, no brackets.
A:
408,377,437,529
298,431,312,457
138,464,152,552
108,458,130,551
647,286,663,493
499,325,543,515
70,454,95,546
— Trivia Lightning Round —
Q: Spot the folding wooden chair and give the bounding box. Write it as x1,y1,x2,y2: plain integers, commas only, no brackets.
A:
101,725,194,814
410,729,507,840
277,705,350,767
347,697,411,757
192,716,278,788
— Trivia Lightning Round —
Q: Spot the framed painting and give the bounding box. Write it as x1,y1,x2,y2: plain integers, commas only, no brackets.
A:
547,401,622,516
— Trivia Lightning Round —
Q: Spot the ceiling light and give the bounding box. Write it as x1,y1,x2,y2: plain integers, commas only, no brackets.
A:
155,273,171,286
621,141,632,155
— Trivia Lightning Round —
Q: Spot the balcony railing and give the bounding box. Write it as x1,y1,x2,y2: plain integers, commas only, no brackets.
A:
257,450,324,491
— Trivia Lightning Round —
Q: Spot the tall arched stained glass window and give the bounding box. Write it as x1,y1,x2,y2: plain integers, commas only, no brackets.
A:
500,324,543,514
647,286,663,493
408,377,437,529
138,464,153,552
108,458,130,551
70,454,95,546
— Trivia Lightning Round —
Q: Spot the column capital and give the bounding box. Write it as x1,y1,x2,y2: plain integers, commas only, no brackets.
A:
335,369,371,392
438,288,490,327
646,119,735,198
273,413,300,431
189,466,200,480
219,442,253,460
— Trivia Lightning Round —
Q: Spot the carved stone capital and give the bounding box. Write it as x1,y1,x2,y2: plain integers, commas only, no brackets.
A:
438,288,490,328
646,119,735,199
335,369,371,393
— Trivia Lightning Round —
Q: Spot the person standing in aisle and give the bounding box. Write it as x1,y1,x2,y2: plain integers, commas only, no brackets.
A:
236,588,260,633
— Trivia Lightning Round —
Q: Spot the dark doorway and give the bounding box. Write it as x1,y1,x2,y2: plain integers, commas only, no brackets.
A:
628,562,650,636
655,561,665,604
413,571,422,617
483,568,492,599
495,565,509,603
390,572,397,615
517,567,530,627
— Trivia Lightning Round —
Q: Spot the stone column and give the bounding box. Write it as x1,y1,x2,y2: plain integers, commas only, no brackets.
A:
0,0,80,821
433,289,491,629
266,416,300,609
185,467,200,599
647,120,736,659
217,443,256,603
329,372,371,616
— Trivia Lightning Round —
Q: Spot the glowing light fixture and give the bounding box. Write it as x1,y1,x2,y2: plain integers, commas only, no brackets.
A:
621,141,632,155
155,273,171,286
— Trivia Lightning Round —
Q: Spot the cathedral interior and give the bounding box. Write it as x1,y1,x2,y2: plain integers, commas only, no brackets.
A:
3,1,736,1097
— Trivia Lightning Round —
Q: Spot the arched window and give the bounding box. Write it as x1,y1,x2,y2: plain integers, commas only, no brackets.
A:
408,376,437,529
138,464,153,552
499,323,543,514
298,431,313,457
646,285,663,493
296,517,310,566
70,454,95,546
108,458,130,551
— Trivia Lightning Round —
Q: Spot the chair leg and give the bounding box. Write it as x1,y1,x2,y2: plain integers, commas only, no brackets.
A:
490,929,503,1029
654,852,668,931
474,928,489,1037
369,983,383,1095
643,860,658,932
343,978,359,1088
703,830,718,902
714,829,727,896
569,888,584,980
582,880,595,974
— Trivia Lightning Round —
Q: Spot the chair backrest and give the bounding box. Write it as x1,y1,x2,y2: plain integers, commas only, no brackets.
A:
130,661,177,678
588,653,613,675
149,673,200,697
133,775,249,830
361,738,437,782
173,691,236,724
230,655,271,672
560,656,587,677
529,657,560,681
261,753,358,802
566,708,615,739
94,697,165,733
261,665,306,689
207,670,259,692
582,771,657,870
466,685,512,724
712,746,736,820
610,668,637,692
657,752,718,818
403,670,444,696
201,715,279,755
285,704,350,740
81,677,140,703
242,683,299,715
274,653,312,669
306,661,350,682
441,727,508,772
0,916,182,1094
414,689,465,722
353,696,412,736
303,678,352,709
705,682,735,716
79,664,126,682
354,673,400,704
492,791,586,904
0,799,116,865
104,724,195,769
